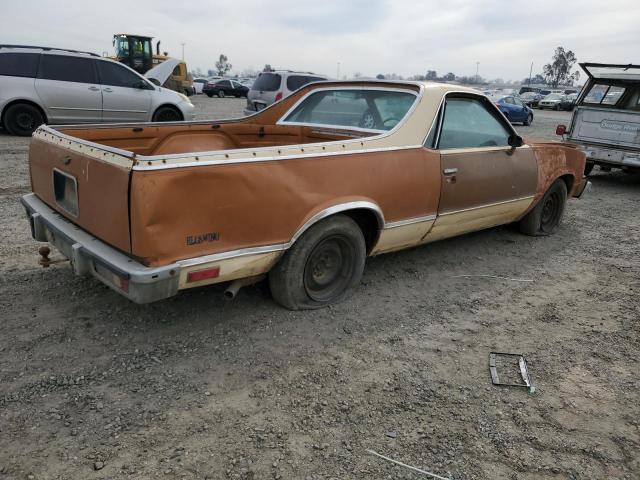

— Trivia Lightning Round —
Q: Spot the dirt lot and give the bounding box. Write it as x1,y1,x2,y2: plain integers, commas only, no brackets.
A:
1,96,639,480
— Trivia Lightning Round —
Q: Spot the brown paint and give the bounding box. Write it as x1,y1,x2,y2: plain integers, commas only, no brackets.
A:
130,148,442,266
438,146,538,214
29,138,131,253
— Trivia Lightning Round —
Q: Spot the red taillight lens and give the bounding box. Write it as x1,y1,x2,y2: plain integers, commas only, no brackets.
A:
275,91,283,102
187,267,220,283
556,125,567,136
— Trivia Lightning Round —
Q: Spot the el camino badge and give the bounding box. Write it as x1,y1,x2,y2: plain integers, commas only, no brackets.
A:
186,232,220,246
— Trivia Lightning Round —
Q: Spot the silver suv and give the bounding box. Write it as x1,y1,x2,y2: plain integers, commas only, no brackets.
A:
0,45,195,136
244,70,328,116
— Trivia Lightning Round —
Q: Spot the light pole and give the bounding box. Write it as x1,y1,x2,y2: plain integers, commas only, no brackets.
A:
181,42,185,60
528,61,533,86
337,62,341,79
475,61,480,84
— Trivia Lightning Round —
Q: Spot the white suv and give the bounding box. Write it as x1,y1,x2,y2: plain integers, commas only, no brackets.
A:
0,45,195,136
244,70,328,116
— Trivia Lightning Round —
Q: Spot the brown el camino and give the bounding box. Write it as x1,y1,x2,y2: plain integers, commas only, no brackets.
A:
21,80,590,309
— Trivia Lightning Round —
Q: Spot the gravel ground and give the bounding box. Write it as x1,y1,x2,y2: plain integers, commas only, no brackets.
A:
1,96,639,480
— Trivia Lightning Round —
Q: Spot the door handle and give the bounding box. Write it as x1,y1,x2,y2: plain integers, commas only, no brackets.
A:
443,168,458,175
103,88,113,93
88,86,99,91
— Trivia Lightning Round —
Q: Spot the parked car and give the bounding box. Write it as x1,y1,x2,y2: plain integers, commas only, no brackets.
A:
192,77,209,94
489,94,534,125
559,62,640,175
244,70,328,115
0,45,195,136
538,93,573,110
520,91,543,107
21,80,588,309
203,79,249,98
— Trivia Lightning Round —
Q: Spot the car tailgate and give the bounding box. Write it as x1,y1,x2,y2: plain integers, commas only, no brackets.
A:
28,131,133,253
569,107,640,151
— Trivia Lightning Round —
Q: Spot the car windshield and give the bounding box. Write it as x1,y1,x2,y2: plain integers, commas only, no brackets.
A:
281,89,417,132
252,73,281,91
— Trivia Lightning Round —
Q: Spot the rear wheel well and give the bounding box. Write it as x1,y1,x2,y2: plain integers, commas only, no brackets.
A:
340,209,382,254
1,99,47,130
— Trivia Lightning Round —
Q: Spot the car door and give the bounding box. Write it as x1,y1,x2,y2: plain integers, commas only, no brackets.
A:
425,94,538,242
512,96,528,122
34,54,102,124
96,60,152,122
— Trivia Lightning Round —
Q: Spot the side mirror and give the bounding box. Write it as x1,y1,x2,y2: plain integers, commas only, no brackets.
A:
508,134,524,148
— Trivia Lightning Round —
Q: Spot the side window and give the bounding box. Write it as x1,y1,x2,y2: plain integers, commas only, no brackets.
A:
438,97,511,150
286,75,309,91
514,97,524,106
504,96,516,105
38,55,96,83
602,86,625,105
221,80,231,87
0,53,40,78
97,61,144,88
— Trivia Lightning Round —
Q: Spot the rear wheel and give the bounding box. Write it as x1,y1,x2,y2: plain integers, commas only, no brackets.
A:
4,103,44,136
519,179,567,236
217,90,225,98
205,92,214,98
523,113,533,126
269,215,366,310
152,106,182,122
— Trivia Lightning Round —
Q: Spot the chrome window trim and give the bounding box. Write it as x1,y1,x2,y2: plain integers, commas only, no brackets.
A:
275,86,419,134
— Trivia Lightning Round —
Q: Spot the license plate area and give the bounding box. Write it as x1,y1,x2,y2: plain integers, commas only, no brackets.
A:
53,168,79,217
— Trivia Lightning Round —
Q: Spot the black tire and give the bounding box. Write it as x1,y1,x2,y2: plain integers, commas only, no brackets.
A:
584,161,595,176
4,103,44,136
217,90,225,98
523,113,533,126
205,92,214,98
269,215,366,310
152,106,182,122
519,179,567,236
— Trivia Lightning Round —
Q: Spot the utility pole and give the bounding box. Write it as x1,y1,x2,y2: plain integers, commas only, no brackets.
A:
528,61,533,86
475,61,480,83
181,42,185,60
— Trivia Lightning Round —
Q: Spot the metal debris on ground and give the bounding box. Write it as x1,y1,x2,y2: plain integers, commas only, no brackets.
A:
489,352,535,393
366,449,452,479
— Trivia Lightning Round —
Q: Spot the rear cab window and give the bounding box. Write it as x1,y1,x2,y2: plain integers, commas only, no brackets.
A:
38,55,96,84
0,52,40,78
252,73,281,92
280,88,417,132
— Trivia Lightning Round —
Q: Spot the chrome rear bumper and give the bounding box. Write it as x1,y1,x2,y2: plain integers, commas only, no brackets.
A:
21,193,180,303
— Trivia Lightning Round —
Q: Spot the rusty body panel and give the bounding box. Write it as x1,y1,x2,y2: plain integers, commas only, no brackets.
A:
22,79,587,304
28,137,132,253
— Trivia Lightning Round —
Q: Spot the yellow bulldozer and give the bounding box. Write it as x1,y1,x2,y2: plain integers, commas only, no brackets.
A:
111,34,194,95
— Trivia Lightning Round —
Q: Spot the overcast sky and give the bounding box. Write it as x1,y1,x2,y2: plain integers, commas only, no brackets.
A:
2,0,639,81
